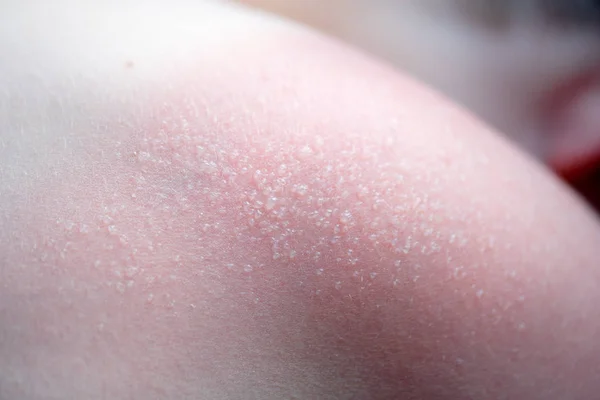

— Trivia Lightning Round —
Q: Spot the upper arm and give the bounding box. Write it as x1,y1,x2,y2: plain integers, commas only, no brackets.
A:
2,1,600,399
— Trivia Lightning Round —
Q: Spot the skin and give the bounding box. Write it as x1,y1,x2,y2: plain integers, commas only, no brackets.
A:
241,0,600,174
1,1,600,399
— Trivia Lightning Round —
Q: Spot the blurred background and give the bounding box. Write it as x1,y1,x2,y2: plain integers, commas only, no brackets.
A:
236,0,600,212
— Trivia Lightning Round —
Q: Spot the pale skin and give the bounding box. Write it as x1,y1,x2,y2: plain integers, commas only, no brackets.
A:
1,1,600,399
241,0,600,175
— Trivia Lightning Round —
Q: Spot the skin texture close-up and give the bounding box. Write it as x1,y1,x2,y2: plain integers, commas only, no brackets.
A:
240,0,600,177
1,1,600,399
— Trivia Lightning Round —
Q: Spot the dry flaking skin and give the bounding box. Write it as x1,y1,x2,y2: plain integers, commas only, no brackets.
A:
1,1,600,399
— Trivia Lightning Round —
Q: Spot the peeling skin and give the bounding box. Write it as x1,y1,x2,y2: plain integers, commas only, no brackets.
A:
1,1,600,399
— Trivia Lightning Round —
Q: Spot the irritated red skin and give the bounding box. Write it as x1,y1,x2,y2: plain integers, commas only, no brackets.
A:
1,2,600,399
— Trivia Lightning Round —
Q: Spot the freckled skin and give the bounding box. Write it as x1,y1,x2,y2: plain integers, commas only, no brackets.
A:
1,1,600,399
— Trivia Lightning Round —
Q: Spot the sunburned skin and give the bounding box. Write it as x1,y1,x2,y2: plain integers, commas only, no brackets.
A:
2,1,600,399
241,0,600,179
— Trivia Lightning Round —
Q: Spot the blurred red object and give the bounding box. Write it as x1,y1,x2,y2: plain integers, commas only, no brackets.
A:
561,155,600,213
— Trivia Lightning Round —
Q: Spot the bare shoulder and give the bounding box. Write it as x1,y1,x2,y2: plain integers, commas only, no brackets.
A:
1,1,600,399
